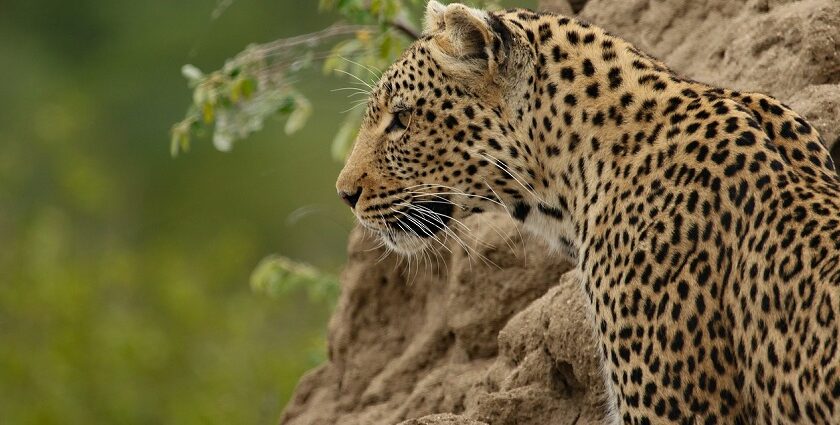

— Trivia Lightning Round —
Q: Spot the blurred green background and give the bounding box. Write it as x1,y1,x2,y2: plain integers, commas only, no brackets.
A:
0,1,533,424
0,1,352,424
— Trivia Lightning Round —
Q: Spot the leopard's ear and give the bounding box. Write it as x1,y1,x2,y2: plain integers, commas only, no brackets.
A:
426,2,514,81
423,0,447,34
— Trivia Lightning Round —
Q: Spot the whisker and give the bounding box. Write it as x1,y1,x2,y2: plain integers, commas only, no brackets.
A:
340,101,369,114
405,184,508,208
401,204,500,270
331,87,371,94
396,201,472,234
338,55,382,81
407,186,520,257
478,152,545,204
402,202,497,252
334,69,374,91
389,207,454,256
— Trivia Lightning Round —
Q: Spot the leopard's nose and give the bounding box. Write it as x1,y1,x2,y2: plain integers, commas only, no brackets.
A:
338,187,363,208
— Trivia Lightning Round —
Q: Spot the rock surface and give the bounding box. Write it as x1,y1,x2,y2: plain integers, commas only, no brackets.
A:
280,1,840,424
576,0,840,152
280,213,605,425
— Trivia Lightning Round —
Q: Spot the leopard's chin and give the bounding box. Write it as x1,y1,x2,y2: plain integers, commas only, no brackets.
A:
379,230,432,255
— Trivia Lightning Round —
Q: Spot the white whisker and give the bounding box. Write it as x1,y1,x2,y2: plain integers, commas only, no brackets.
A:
338,56,382,81
334,69,374,91
478,152,545,204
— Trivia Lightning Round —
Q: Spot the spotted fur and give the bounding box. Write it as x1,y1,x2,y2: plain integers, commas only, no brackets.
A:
336,2,840,424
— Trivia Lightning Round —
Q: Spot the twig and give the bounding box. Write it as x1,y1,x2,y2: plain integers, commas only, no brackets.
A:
389,18,420,40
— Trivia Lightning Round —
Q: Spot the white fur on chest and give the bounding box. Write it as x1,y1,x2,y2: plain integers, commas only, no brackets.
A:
520,205,579,264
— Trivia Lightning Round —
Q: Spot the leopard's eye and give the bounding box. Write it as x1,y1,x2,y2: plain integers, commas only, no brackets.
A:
386,109,412,133
396,109,411,128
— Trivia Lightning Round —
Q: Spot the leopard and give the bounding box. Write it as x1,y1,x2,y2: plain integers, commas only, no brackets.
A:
335,1,840,424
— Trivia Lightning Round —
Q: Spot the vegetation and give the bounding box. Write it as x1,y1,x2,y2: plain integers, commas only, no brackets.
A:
172,0,424,160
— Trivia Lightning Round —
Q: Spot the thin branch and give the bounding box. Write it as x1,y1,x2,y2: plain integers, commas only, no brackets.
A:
254,24,372,54
389,18,420,40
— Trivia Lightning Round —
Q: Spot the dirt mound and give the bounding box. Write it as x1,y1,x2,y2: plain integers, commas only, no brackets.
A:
280,213,604,425
280,1,840,424
578,0,840,150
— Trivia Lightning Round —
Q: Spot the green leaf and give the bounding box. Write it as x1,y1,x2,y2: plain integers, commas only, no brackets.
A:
379,32,394,60
323,39,364,75
284,95,312,135
180,64,204,85
240,78,256,98
230,77,256,103
250,255,339,304
170,130,182,157
201,102,215,124
277,95,297,114
331,106,364,160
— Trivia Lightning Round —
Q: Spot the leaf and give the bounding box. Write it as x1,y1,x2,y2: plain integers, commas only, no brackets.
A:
250,255,339,304
229,77,256,103
170,129,182,157
230,85,241,104
356,28,372,43
201,102,215,124
192,85,207,107
212,131,233,152
170,118,195,157
323,39,364,75
370,0,382,14
284,95,312,135
181,64,204,84
276,95,297,114
240,78,256,98
331,106,364,160
289,51,314,74
379,33,394,60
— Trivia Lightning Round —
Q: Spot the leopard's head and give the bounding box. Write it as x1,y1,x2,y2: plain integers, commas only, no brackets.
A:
336,1,535,254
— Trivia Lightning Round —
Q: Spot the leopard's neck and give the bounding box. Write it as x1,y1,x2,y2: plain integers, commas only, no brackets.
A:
498,13,690,265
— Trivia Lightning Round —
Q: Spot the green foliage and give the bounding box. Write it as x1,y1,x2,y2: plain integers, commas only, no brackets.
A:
172,0,506,160
320,0,410,24
171,33,323,155
171,0,416,159
251,255,340,305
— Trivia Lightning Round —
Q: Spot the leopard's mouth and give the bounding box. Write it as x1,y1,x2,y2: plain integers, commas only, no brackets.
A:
355,197,458,255
387,198,454,238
